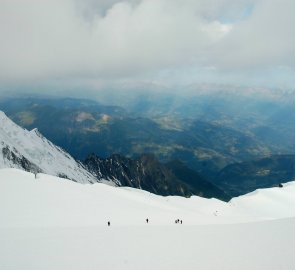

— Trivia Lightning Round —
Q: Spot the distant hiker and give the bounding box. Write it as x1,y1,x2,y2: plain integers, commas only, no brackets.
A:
175,220,178,224
35,173,37,179
180,220,182,224
146,218,149,224
108,221,110,226
279,183,283,188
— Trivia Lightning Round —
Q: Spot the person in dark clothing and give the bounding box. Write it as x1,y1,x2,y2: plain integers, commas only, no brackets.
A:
180,220,182,224
108,221,110,226
146,218,149,224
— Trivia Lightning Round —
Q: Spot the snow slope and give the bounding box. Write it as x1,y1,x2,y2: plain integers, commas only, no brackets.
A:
1,168,295,228
0,111,96,183
1,168,295,269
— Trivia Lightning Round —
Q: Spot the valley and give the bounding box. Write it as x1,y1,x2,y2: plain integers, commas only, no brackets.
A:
1,92,295,198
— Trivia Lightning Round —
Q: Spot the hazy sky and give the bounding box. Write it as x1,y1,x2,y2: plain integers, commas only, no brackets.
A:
0,0,294,91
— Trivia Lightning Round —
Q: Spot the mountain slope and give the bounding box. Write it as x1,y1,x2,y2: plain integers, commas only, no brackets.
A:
84,153,230,201
165,160,230,200
0,111,96,183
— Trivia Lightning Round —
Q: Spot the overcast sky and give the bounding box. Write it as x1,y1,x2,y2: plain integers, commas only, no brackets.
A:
0,0,294,92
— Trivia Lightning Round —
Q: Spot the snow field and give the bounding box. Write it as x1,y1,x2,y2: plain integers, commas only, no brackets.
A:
1,219,295,270
1,168,295,270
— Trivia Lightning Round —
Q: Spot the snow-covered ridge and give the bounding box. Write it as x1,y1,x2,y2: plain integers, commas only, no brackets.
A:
0,111,97,183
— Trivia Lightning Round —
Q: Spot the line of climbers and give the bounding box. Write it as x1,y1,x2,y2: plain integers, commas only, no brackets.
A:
107,218,183,226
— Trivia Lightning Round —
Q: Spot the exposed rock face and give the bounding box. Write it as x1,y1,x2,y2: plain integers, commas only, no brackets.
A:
1,145,42,174
84,153,230,201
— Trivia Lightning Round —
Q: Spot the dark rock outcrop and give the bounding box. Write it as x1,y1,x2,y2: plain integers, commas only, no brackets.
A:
84,153,230,201
2,145,42,174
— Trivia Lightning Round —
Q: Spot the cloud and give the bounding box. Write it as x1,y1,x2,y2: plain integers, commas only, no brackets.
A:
0,0,294,88
213,0,295,70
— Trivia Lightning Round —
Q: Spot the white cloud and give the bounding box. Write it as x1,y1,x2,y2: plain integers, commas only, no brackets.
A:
212,0,295,70
0,0,294,88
